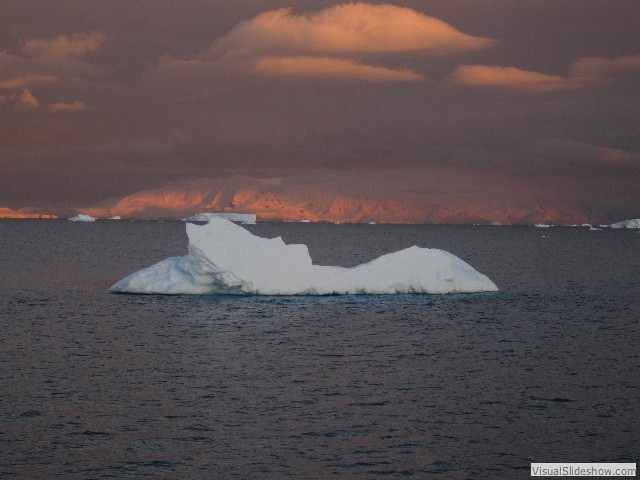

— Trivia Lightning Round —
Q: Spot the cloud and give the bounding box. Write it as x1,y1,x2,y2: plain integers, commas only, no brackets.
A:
570,54,640,85
445,55,640,93
19,88,39,107
22,33,105,60
188,3,495,82
0,74,58,90
0,33,104,112
207,3,495,58
48,100,89,112
0,34,105,89
445,65,577,93
599,147,640,165
253,56,423,82
0,49,102,84
526,139,640,168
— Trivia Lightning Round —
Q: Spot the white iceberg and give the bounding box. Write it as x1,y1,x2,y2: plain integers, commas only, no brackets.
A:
183,212,256,224
109,218,498,295
68,214,96,222
607,218,640,229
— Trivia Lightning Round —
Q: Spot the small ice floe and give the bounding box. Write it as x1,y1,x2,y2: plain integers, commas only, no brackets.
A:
68,214,96,222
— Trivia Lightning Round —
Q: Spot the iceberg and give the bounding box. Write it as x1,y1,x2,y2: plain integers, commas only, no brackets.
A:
607,218,640,229
183,212,256,224
69,214,96,222
109,218,498,295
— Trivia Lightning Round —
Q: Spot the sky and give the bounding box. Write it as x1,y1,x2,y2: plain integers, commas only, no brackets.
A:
1,1,639,223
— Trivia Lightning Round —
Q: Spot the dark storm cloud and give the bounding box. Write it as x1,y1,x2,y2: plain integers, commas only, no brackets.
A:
1,1,639,221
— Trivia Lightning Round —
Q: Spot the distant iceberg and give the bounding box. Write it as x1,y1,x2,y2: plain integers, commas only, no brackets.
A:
607,219,640,229
69,214,96,222
109,218,498,295
183,212,256,224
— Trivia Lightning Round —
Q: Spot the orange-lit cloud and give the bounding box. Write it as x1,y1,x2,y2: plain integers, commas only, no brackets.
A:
192,3,494,82
253,56,423,82
0,33,104,112
48,100,89,112
445,65,577,93
208,3,495,57
19,88,39,107
22,32,105,59
0,73,58,90
446,54,640,93
0,49,102,85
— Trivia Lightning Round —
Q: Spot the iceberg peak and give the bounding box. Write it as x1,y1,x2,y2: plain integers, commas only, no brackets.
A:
109,218,498,295
69,214,96,222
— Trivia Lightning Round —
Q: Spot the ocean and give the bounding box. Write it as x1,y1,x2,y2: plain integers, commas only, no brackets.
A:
1,219,638,479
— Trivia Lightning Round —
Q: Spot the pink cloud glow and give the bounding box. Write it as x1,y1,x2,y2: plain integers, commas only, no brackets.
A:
22,32,105,59
209,3,495,57
446,65,577,93
253,56,423,82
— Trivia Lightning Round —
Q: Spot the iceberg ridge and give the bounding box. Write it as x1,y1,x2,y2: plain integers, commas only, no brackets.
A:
109,218,498,295
183,212,256,224
607,218,640,229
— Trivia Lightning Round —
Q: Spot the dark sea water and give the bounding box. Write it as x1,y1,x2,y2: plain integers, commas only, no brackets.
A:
0,219,638,479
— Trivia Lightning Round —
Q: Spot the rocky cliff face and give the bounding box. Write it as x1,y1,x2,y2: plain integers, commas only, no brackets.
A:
81,176,591,224
0,207,58,219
